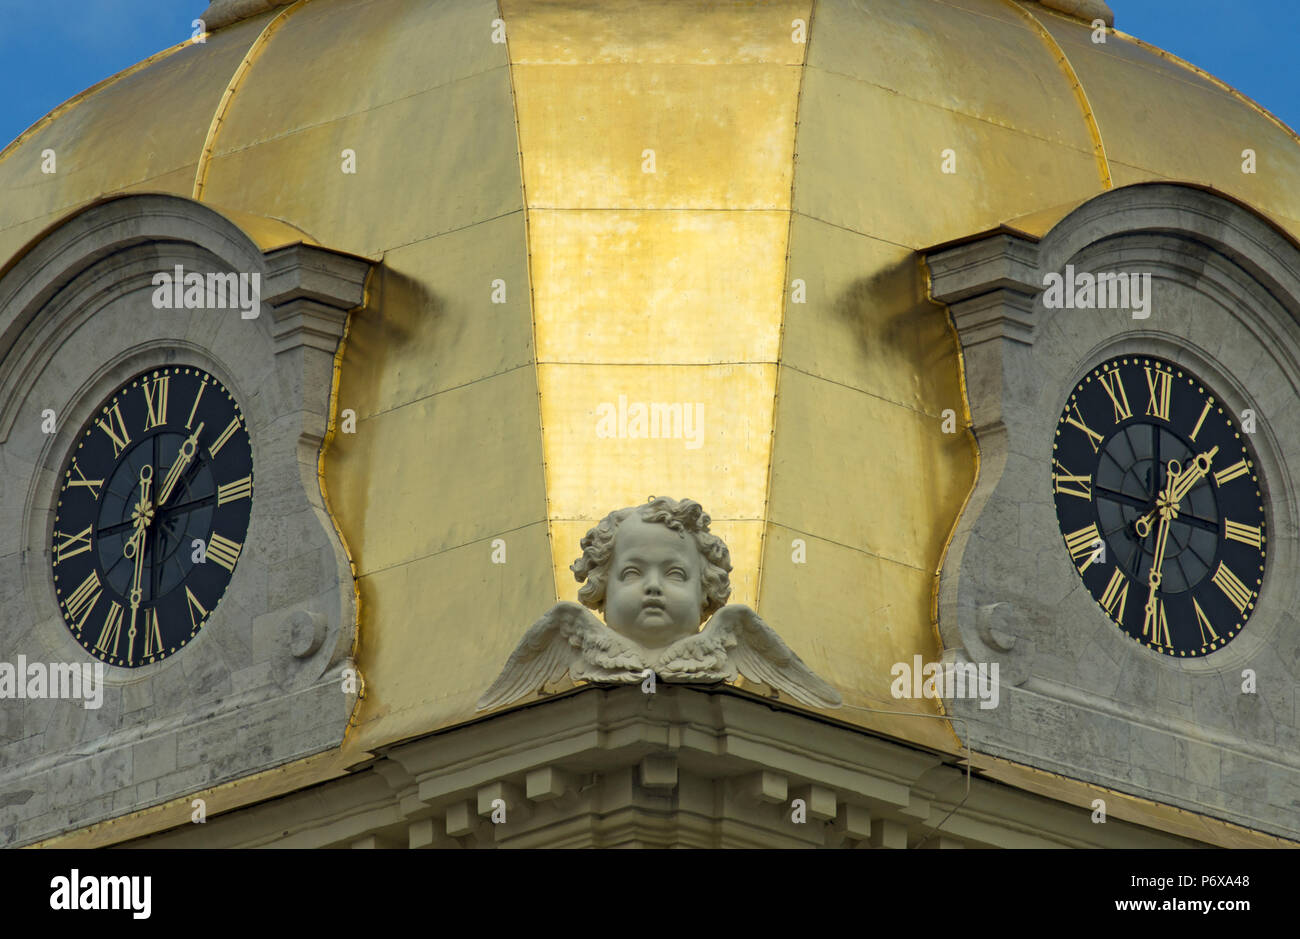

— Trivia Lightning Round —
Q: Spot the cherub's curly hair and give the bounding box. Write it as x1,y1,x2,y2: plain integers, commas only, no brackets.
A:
570,497,732,624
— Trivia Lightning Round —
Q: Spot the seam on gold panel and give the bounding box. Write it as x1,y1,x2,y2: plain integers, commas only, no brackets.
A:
192,0,308,201
1114,29,1300,149
1004,0,1112,189
498,0,557,606
755,1,815,614
0,41,192,168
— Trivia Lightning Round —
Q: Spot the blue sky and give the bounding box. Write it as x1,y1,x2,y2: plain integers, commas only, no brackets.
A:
0,0,1296,150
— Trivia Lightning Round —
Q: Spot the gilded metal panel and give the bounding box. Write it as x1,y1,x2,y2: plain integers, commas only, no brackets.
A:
536,360,777,519
512,63,799,209
339,214,534,409
793,66,1103,249
341,522,556,753
1037,13,1300,232
766,366,972,576
205,0,506,148
201,71,524,256
530,210,786,364
193,0,301,201
502,0,807,65
510,0,810,617
1002,0,1110,188
780,214,963,412
808,0,1098,153
756,524,958,750
326,365,547,578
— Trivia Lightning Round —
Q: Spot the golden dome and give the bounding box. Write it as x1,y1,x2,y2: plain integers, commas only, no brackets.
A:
6,0,1298,845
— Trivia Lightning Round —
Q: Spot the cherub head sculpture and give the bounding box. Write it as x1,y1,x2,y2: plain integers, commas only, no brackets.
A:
478,496,842,711
570,497,732,650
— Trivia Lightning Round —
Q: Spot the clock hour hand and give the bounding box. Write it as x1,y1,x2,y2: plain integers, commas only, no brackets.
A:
156,422,204,508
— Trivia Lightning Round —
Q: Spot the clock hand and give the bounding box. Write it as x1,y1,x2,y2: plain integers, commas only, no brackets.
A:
119,464,154,664
1134,508,1156,539
1142,459,1182,638
157,422,204,507
1134,447,1219,537
1143,509,1173,637
1168,446,1218,506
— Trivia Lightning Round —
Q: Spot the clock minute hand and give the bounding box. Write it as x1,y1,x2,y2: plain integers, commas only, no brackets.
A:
1142,460,1181,641
121,464,153,664
1143,510,1173,638
1168,446,1219,507
157,422,204,507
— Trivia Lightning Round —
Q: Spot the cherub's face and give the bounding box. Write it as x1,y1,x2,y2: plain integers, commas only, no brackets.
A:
604,515,705,650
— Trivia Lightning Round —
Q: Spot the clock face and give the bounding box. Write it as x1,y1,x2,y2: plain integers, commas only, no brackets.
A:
51,367,253,667
1052,356,1266,657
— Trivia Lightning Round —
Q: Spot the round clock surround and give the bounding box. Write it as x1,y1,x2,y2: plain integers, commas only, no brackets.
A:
1051,355,1267,658
50,365,254,667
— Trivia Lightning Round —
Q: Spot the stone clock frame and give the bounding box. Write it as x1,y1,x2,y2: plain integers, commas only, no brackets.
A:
0,194,371,846
926,183,1300,840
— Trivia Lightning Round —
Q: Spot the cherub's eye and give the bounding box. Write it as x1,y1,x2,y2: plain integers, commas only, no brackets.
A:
620,567,639,580
668,568,687,580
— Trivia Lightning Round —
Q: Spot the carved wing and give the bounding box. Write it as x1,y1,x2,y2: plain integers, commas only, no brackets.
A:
656,604,842,708
476,602,647,711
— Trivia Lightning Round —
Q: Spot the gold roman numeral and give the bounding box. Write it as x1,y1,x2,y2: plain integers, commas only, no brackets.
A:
209,416,240,457
66,459,104,500
206,532,242,572
1053,459,1092,500
1213,460,1250,487
185,586,209,630
143,607,164,659
1193,597,1220,646
95,601,124,656
1144,367,1172,421
1224,519,1263,548
217,476,252,505
1143,598,1172,647
96,402,131,458
53,525,93,564
1211,562,1254,613
1064,403,1105,453
1064,524,1104,572
1100,568,1130,622
143,374,170,430
1098,367,1133,423
1190,398,1213,441
64,570,103,631
186,378,207,430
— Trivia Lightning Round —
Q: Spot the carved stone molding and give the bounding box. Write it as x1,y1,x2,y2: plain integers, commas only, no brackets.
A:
120,686,1200,849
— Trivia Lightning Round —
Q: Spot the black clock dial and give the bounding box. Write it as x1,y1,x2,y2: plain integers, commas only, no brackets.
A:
51,367,253,667
1052,356,1266,657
